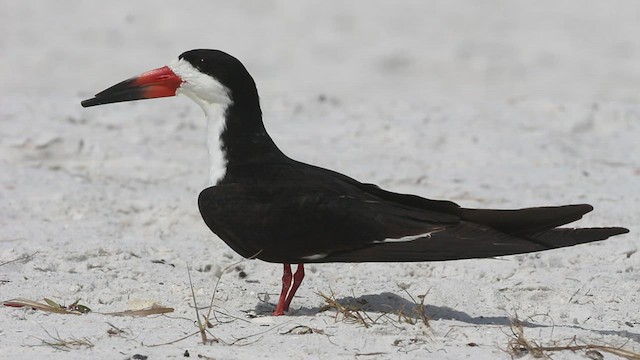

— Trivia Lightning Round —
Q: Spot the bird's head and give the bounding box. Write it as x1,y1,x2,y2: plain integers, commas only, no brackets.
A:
81,49,258,110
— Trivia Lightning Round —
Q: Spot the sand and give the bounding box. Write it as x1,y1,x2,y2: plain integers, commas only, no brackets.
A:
1,1,638,359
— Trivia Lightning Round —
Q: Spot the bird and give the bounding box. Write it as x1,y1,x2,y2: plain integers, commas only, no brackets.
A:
81,49,629,316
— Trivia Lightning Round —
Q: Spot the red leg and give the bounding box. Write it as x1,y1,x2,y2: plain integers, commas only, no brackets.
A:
283,264,305,312
273,264,292,316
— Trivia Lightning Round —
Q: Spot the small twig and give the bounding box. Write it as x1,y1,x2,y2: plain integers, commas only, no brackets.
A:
568,287,582,304
355,352,388,357
0,251,39,267
145,330,202,347
105,322,129,337
507,317,640,360
227,320,292,346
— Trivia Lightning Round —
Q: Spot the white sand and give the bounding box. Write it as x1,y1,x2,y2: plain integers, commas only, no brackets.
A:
1,1,638,359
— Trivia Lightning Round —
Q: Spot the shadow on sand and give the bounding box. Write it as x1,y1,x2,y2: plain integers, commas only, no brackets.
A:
255,291,639,343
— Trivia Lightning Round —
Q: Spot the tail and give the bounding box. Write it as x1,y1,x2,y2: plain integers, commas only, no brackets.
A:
459,203,629,249
525,226,630,249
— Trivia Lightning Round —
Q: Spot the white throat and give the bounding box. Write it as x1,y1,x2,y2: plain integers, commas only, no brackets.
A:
168,58,233,185
202,103,229,185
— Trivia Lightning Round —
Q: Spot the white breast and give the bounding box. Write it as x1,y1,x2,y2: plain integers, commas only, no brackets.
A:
203,103,229,185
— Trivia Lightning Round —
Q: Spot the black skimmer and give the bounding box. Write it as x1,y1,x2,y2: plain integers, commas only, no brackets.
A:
82,49,629,316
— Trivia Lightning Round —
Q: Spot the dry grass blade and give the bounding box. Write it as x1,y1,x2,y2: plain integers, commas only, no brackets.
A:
4,297,171,317
145,255,262,348
102,303,174,317
205,250,262,324
35,328,93,351
40,336,94,351
507,318,640,360
3,298,86,315
507,319,547,358
185,255,259,345
187,265,214,344
319,288,432,331
318,290,373,328
399,288,431,328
